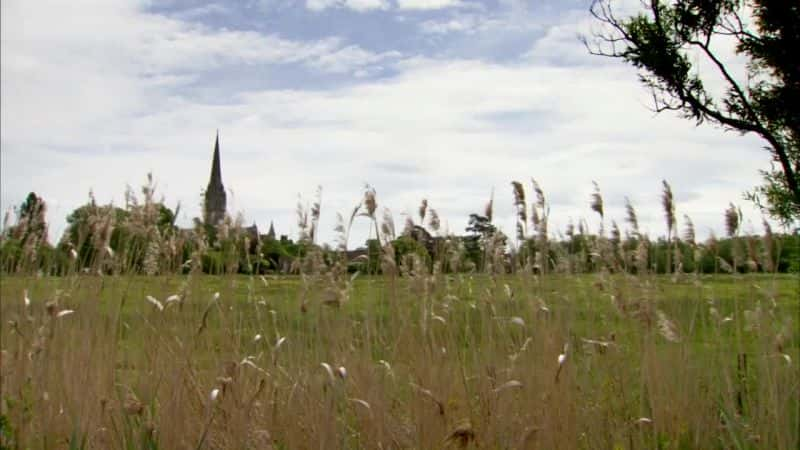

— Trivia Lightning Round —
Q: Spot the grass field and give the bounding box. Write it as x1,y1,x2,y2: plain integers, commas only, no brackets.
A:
1,271,797,449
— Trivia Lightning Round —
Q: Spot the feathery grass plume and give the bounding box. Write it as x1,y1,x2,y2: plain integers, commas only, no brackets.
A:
511,181,528,241
635,234,650,275
123,390,144,416
296,194,309,242
361,184,377,218
309,186,322,244
348,398,372,412
581,338,613,353
610,221,621,247
725,203,741,237
656,310,681,342
443,419,475,448
493,379,523,394
661,180,676,273
531,178,546,212
320,362,336,384
402,216,415,236
335,203,362,252
418,198,428,224
682,215,696,246
56,309,75,318
661,180,676,238
624,196,640,237
428,208,440,234
761,219,774,272
334,213,347,251
485,188,494,222
531,179,549,272
146,295,164,311
717,256,734,273
724,203,742,271
381,208,396,245
410,383,445,416
590,181,604,220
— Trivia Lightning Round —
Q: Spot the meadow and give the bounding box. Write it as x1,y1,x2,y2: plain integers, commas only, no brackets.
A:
1,181,798,449
1,270,797,449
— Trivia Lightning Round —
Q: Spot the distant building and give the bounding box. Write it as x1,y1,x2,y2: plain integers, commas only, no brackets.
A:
204,131,227,226
202,132,282,251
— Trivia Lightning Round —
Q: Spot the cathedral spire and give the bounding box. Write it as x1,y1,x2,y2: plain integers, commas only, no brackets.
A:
204,130,227,225
209,130,222,188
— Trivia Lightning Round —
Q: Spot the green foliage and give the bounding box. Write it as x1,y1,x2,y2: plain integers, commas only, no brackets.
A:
588,0,800,223
0,413,16,449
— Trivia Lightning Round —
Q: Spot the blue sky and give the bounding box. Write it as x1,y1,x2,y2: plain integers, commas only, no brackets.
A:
1,0,776,246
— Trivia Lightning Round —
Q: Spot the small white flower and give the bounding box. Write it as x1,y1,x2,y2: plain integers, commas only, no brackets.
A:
781,354,792,365
210,388,220,402
253,334,263,343
336,366,347,380
213,292,220,301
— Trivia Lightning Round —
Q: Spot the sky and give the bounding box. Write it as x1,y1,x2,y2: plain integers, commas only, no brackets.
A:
0,0,779,248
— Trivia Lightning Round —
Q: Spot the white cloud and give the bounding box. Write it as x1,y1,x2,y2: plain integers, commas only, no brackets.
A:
306,0,390,12
396,0,466,11
419,16,477,34
0,0,781,246
308,46,402,73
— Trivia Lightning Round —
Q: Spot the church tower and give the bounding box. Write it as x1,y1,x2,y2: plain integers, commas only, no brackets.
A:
204,131,227,226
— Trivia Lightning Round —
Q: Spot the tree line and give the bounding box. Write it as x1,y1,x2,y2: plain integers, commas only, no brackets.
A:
2,186,797,276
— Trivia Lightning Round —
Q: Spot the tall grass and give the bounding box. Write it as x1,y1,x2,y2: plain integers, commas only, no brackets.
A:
0,179,797,449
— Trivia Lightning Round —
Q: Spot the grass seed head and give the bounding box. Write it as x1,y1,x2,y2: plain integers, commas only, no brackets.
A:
56,309,75,318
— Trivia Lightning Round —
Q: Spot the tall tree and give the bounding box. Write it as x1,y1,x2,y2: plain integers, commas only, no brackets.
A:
586,1,799,223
